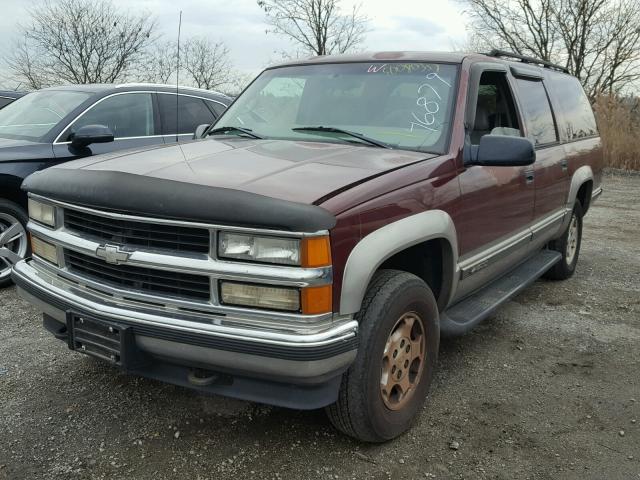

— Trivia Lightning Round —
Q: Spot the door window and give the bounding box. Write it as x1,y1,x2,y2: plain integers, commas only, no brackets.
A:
206,100,227,117
158,94,217,135
471,72,522,145
515,79,558,146
64,93,155,141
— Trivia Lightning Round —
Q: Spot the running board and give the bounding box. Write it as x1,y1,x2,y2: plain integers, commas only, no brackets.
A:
440,250,562,337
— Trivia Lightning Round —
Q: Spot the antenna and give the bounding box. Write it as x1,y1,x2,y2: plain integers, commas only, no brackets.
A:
175,10,183,143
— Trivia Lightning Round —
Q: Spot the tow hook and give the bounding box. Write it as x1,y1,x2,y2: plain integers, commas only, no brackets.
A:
187,368,222,387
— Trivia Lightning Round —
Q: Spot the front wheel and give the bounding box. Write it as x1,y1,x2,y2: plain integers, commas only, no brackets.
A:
0,200,30,288
326,270,439,442
544,200,583,280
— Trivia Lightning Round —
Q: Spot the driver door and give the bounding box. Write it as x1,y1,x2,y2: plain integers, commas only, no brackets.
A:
453,65,535,301
52,92,163,161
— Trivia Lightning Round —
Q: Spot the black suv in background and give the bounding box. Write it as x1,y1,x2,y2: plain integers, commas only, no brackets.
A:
0,91,27,110
0,83,231,286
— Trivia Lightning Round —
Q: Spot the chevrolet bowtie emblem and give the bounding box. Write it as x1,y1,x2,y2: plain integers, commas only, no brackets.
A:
95,244,131,265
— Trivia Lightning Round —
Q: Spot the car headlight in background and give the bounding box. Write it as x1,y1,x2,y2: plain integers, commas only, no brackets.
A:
28,199,56,227
218,232,331,267
31,236,58,265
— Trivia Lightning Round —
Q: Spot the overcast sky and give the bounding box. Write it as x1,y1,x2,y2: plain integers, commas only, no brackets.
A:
0,0,469,88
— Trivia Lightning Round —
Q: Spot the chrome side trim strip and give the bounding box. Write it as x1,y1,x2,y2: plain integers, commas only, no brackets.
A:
458,208,568,279
459,230,531,280
591,186,603,202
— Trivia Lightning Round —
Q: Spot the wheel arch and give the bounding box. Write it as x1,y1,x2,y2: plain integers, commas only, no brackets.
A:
567,165,593,213
339,210,459,315
0,173,28,209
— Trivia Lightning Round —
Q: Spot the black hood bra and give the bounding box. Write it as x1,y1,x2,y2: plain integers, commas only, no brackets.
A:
22,167,337,233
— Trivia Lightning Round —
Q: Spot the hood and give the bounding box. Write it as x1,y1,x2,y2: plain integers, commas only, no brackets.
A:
50,138,435,204
0,137,54,162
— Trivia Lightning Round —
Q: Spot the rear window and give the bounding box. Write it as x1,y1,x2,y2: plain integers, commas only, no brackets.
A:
547,74,598,140
515,79,558,146
159,94,217,135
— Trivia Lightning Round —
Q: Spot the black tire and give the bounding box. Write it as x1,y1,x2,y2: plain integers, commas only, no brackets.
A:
544,200,583,280
326,269,439,442
0,199,30,288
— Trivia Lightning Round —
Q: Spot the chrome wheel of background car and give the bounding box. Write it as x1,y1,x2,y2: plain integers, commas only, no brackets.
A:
565,214,579,265
380,311,426,410
0,213,28,280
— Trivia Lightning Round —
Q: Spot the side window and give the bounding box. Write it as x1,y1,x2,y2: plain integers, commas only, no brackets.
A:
515,79,558,146
471,71,522,145
66,93,155,140
206,100,227,117
158,94,216,135
547,74,598,140
0,98,13,109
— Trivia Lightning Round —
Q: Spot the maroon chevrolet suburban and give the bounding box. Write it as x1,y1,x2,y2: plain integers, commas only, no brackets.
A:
11,50,603,442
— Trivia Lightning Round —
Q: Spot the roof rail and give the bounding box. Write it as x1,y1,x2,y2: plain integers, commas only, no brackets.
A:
114,82,229,97
486,49,569,74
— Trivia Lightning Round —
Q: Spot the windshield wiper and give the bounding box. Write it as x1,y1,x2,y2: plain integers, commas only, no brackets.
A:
292,126,392,149
208,126,263,139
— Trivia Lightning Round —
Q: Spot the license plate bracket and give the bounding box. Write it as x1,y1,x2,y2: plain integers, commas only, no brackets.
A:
66,312,137,368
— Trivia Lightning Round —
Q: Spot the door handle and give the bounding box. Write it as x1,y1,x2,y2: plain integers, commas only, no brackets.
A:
524,170,535,184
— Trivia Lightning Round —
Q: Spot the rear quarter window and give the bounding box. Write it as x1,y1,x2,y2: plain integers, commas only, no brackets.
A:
547,74,598,140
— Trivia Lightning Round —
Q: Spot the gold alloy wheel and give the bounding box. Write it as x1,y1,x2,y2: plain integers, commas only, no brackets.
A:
380,312,426,410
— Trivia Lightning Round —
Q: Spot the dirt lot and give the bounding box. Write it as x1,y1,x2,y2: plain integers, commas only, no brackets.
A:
1,173,638,480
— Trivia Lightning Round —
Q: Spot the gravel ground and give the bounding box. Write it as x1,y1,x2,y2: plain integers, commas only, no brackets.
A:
0,173,638,480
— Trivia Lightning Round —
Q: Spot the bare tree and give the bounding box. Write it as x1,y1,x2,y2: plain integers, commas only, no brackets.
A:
141,41,179,84
462,0,640,96
257,0,369,56
223,71,256,96
8,0,156,88
182,37,232,90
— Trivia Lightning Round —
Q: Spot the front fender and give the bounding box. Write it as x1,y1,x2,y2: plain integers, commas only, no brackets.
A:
339,210,459,315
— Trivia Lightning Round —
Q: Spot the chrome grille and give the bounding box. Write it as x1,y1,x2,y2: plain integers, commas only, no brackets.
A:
64,209,210,254
65,250,211,301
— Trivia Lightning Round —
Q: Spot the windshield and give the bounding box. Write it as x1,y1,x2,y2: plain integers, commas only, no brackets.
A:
215,62,458,153
0,90,92,141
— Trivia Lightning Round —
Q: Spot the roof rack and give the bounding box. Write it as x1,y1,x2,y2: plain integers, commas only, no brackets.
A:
487,49,569,74
114,82,229,97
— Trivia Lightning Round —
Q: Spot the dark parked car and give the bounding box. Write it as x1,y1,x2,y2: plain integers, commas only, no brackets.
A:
13,51,602,441
0,83,231,286
0,90,26,110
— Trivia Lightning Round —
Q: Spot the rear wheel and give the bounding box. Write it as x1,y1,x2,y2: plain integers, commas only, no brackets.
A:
0,200,29,288
326,270,439,442
544,200,583,280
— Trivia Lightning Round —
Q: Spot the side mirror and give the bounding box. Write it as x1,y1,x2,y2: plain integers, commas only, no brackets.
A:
468,135,535,167
193,124,210,139
70,124,114,148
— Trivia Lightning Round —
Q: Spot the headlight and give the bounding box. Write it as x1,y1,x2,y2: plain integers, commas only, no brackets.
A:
31,236,58,265
28,199,56,227
218,232,301,265
220,281,300,311
218,232,331,267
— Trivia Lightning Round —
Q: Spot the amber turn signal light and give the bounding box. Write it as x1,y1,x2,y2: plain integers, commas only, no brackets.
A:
301,285,332,315
301,236,331,268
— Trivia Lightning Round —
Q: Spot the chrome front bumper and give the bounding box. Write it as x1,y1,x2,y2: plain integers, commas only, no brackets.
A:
12,259,358,386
